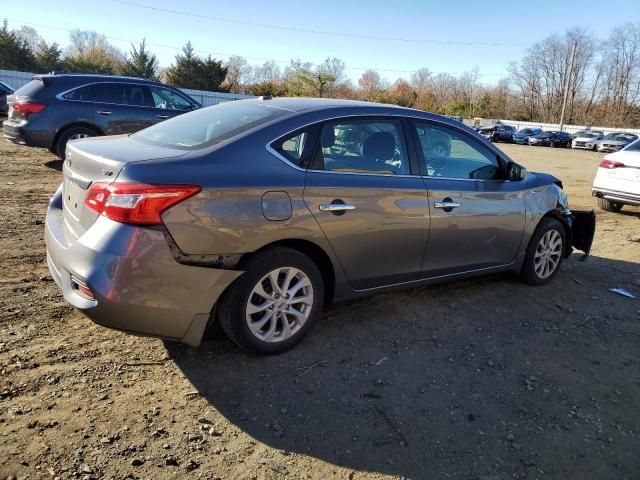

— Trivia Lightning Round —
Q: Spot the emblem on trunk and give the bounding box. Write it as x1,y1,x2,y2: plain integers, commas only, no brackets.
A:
101,170,114,176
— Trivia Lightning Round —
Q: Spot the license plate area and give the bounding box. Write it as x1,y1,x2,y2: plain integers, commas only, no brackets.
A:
63,177,86,221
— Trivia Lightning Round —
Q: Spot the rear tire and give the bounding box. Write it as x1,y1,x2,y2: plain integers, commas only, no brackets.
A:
217,247,324,354
597,197,623,212
520,217,566,286
55,126,98,159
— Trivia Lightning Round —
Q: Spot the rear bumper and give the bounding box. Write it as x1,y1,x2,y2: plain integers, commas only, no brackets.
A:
592,187,640,206
45,185,243,346
3,120,52,148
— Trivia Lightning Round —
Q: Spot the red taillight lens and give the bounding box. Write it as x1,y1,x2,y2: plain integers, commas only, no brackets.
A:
599,159,625,169
85,182,201,225
12,102,46,115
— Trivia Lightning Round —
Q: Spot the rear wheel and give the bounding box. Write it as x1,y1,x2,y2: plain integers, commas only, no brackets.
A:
597,197,623,212
217,247,324,354
520,217,566,285
55,126,98,159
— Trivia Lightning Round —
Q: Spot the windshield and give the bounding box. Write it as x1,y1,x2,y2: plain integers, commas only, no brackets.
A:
580,133,596,139
133,101,289,149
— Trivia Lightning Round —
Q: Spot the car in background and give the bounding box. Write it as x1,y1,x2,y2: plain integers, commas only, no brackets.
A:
44,98,595,354
3,74,200,159
512,128,542,145
596,132,638,153
571,129,603,140
592,139,640,212
0,80,15,117
528,131,572,148
478,124,515,143
572,132,603,150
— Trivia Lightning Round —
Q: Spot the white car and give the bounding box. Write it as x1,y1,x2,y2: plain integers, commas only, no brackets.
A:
592,139,640,212
572,132,603,150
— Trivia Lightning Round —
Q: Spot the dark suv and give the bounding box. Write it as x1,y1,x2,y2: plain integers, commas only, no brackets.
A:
0,80,15,116
3,74,199,158
478,124,515,143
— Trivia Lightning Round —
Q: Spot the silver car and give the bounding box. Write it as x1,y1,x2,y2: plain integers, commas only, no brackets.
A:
45,98,595,354
597,132,638,153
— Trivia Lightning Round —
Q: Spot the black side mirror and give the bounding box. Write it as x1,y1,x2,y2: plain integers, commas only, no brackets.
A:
506,161,527,181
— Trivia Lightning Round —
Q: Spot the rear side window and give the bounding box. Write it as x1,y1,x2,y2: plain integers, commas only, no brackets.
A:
63,85,92,101
133,101,288,149
313,119,410,175
271,128,319,167
14,79,44,97
92,83,151,107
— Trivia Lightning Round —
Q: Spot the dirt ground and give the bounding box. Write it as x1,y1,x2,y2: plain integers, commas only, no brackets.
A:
1,139,639,480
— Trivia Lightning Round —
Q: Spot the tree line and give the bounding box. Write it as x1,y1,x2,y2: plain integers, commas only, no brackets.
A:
1,20,639,127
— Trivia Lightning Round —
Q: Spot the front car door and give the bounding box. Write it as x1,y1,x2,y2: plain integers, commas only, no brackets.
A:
302,117,430,290
91,82,155,135
148,85,195,124
412,120,526,277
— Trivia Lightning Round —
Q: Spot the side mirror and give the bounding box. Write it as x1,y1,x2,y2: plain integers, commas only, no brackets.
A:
506,161,527,181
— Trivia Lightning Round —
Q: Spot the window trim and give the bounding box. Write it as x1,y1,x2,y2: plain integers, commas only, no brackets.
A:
56,81,196,110
409,118,508,181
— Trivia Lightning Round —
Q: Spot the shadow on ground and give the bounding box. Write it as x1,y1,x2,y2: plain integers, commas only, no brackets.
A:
168,254,640,479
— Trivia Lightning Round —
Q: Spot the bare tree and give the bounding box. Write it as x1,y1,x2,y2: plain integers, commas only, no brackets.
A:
223,55,252,93
357,69,382,101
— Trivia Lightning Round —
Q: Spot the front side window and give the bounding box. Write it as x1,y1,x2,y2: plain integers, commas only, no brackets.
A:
133,101,287,149
314,119,410,175
150,86,192,111
92,83,151,107
415,122,500,180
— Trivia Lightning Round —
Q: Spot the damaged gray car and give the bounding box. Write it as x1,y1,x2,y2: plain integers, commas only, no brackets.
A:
45,98,595,354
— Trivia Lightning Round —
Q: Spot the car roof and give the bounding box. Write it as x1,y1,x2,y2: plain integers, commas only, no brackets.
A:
34,73,159,85
232,96,468,126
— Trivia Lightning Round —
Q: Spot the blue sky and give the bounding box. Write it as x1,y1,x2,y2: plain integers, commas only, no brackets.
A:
3,0,636,84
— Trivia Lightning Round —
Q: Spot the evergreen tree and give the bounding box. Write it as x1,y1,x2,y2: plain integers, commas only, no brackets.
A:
0,20,38,71
35,41,64,72
165,41,200,88
121,39,159,80
196,55,228,91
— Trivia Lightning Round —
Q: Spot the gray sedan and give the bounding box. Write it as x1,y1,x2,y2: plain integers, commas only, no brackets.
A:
45,98,595,354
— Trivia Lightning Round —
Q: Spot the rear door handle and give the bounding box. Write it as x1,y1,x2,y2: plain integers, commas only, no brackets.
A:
319,203,356,212
96,110,112,115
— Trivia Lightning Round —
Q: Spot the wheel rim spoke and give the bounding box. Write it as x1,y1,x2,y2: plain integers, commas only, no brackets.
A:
534,229,563,279
246,266,314,343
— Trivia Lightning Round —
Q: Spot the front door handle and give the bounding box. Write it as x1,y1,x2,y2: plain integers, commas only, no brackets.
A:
96,110,112,115
434,198,460,212
155,114,170,119
319,203,356,212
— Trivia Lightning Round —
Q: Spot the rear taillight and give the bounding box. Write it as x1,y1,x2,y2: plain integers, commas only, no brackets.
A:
599,159,625,169
12,102,46,115
85,182,201,225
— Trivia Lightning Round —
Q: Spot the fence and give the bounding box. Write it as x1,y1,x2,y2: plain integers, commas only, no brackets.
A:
0,69,255,106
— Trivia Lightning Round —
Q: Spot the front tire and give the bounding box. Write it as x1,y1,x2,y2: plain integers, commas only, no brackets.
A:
217,247,324,354
597,197,623,212
55,126,98,159
520,218,566,286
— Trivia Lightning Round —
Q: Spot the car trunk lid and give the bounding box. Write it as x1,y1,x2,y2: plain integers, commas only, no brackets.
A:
62,135,189,240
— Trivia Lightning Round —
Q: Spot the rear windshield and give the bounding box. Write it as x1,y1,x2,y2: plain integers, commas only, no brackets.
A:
625,139,640,151
14,79,45,97
133,101,288,149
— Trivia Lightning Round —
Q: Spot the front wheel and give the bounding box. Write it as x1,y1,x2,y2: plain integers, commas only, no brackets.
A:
217,247,324,354
597,197,623,212
520,218,566,286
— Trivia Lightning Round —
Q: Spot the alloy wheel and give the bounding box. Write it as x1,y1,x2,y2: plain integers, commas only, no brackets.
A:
533,229,563,279
245,267,314,343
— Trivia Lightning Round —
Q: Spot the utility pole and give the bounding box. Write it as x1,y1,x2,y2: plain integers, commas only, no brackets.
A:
559,41,577,132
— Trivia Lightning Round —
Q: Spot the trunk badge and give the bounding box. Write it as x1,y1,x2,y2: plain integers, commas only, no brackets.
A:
102,170,114,176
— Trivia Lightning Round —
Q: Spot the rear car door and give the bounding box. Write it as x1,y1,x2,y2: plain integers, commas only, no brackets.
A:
91,82,155,135
302,117,430,290
412,120,526,276
149,85,195,124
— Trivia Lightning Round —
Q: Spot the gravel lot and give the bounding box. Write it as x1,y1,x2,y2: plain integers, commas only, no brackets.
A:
1,140,639,480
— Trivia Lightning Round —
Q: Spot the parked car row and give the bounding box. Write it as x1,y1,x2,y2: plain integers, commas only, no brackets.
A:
2,73,200,158
475,123,638,151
